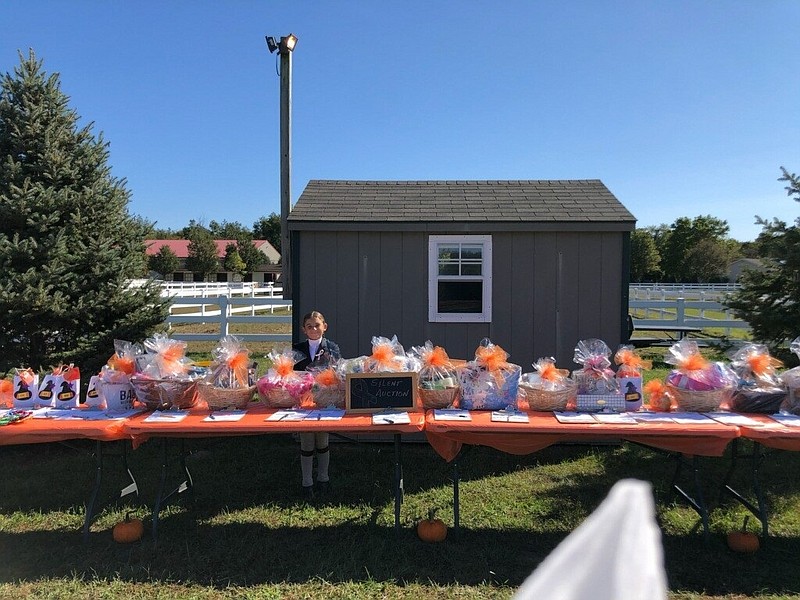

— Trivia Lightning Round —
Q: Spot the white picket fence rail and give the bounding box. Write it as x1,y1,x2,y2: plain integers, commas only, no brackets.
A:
166,295,293,343
162,286,748,344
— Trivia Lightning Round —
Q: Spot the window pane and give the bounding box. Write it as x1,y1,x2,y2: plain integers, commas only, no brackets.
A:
461,264,482,276
438,281,482,313
439,264,459,276
460,245,482,261
438,246,459,261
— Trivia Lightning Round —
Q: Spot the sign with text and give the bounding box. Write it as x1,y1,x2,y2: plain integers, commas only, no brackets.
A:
345,372,420,412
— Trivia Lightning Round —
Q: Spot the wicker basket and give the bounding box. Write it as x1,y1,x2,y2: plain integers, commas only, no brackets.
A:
309,385,346,409
130,377,198,411
519,383,574,412
258,386,298,408
667,384,727,412
419,386,459,410
198,383,256,410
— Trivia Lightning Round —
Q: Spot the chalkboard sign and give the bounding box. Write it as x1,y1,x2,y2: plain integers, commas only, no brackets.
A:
346,372,420,412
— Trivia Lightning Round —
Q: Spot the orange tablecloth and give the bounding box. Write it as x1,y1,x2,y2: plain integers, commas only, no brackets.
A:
736,414,800,451
0,416,128,446
425,411,741,462
123,408,426,448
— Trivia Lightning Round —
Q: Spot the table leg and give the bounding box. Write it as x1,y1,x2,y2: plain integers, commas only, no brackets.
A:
669,453,710,541
453,455,460,534
721,439,768,537
152,438,193,543
393,433,403,531
83,440,139,543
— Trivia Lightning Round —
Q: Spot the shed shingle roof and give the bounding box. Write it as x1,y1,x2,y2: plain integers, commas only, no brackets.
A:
289,180,635,223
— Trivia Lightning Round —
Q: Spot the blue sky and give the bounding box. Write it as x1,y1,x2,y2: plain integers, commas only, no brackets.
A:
2,1,798,241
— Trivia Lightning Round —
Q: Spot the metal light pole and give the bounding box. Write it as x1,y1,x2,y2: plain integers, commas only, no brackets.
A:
266,33,297,299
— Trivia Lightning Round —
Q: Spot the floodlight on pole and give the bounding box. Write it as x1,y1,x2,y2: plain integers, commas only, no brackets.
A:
265,33,298,298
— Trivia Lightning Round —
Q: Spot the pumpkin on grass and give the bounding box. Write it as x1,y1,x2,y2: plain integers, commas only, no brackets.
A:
726,516,759,553
112,512,144,543
417,508,447,543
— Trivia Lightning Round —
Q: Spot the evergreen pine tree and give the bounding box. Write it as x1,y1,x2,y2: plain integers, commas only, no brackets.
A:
0,51,169,375
725,167,800,357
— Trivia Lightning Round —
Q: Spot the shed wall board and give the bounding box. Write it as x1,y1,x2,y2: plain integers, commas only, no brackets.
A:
294,230,625,369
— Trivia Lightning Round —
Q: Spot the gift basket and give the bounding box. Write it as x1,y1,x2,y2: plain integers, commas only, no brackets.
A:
96,339,143,410
256,349,313,408
0,379,12,408
362,335,421,373
13,367,39,409
664,339,735,412
726,344,786,413
781,337,800,414
573,339,624,412
519,357,576,412
643,380,673,412
130,334,200,411
615,345,651,412
198,336,256,410
307,365,346,408
458,339,521,410
410,341,460,409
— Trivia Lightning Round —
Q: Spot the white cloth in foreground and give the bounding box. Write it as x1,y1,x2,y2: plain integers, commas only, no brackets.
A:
513,479,667,600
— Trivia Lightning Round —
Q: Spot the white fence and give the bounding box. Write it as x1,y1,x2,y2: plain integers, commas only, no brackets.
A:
162,284,749,343
166,294,293,344
629,284,748,334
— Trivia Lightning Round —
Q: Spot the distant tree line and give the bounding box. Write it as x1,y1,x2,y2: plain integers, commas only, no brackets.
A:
631,215,753,284
147,214,282,281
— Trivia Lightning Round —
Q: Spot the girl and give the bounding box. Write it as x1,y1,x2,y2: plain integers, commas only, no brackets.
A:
293,311,341,499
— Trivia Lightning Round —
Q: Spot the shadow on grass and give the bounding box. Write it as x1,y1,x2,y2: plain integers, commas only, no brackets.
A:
3,436,800,595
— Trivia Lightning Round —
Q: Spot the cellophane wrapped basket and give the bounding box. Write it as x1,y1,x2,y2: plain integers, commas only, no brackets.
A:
256,349,313,408
664,339,735,412
519,357,576,412
307,365,346,408
200,335,257,410
198,382,256,410
458,339,521,410
130,377,198,411
780,336,800,414
410,341,460,409
727,343,786,413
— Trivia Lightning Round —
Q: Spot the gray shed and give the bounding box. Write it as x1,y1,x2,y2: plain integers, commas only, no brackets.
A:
288,180,636,370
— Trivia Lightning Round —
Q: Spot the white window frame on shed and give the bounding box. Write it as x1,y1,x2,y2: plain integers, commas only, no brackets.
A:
428,235,492,323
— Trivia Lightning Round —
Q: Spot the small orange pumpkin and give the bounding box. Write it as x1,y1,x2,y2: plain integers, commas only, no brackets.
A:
417,508,447,543
726,516,759,553
112,512,144,543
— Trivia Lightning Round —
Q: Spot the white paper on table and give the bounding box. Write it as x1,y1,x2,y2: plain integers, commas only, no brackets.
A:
704,412,764,427
631,412,677,423
433,409,472,421
592,412,638,424
32,408,113,421
103,408,145,420
669,412,715,424
144,410,189,423
305,409,345,421
491,410,529,423
372,411,411,425
553,411,597,424
768,413,800,427
513,479,667,600
266,409,309,422
203,410,247,422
